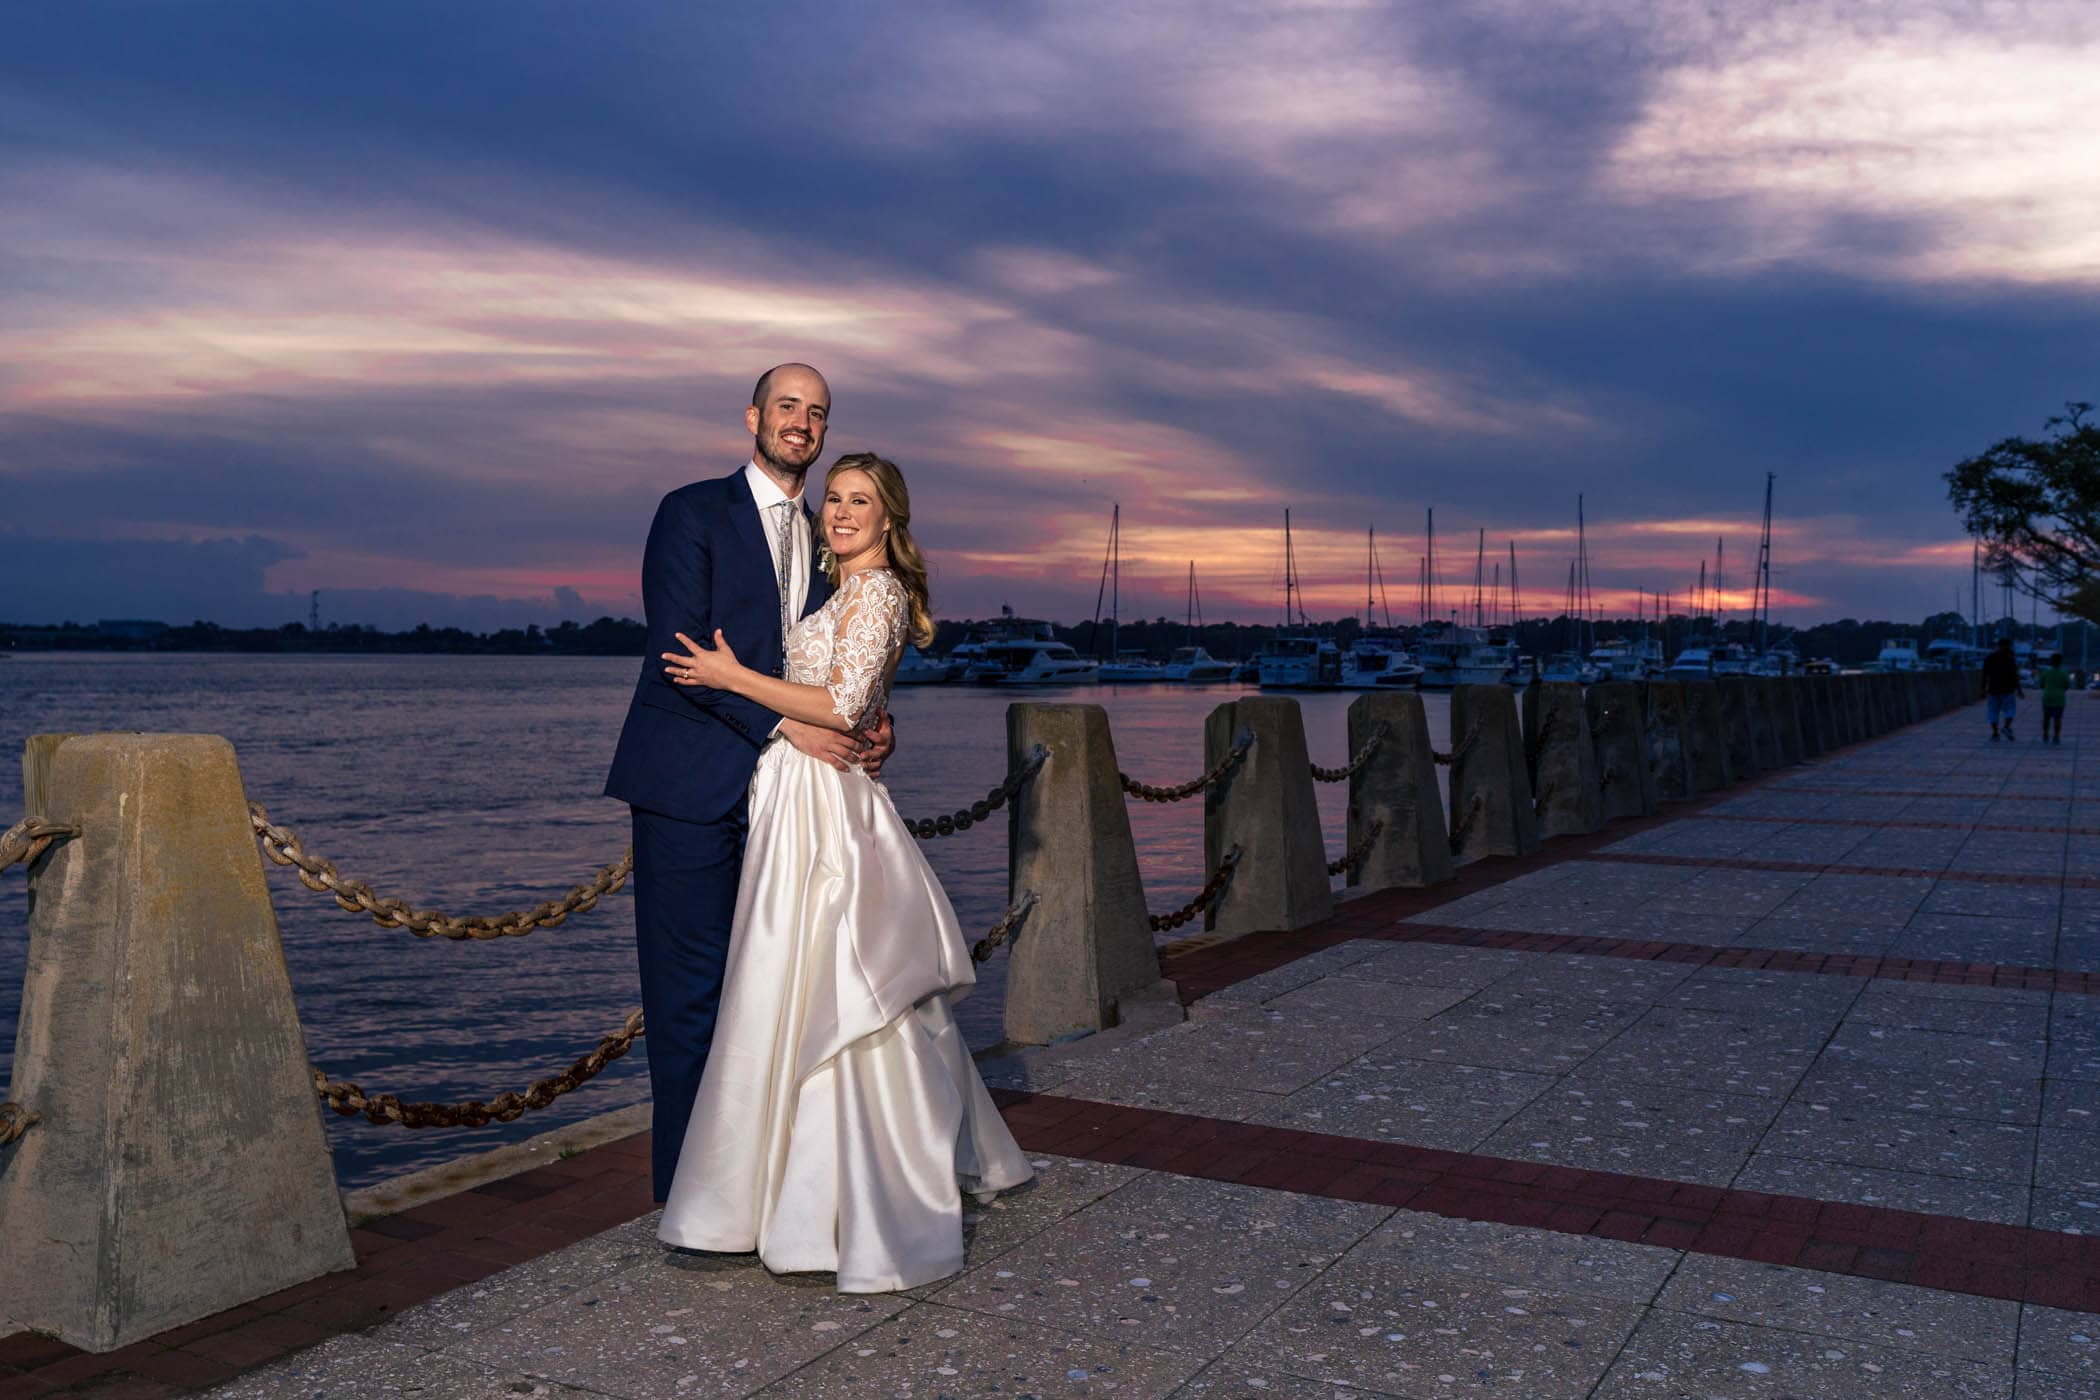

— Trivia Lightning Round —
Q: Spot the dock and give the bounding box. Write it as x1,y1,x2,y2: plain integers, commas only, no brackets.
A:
5,694,2098,1397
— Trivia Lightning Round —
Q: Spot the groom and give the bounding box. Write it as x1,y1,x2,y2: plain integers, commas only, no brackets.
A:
606,362,895,1201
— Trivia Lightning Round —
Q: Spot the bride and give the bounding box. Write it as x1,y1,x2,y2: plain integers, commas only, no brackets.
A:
653,451,1032,1292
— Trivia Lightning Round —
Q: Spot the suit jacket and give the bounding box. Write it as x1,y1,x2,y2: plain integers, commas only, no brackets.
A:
606,469,834,823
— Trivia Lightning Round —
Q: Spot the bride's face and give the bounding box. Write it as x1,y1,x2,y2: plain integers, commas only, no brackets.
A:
822,469,890,567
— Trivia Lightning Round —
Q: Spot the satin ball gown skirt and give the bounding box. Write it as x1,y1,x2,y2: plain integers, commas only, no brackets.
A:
656,741,1034,1292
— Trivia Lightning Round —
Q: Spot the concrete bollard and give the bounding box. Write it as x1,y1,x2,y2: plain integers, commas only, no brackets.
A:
1799,676,1827,758
1744,678,1783,772
1004,704,1167,1044
1844,676,1869,743
1643,681,1695,802
1345,692,1453,891
1448,685,1539,862
1768,678,1804,767
1587,682,1656,820
1203,696,1332,937
1902,672,1924,726
1718,679,1761,779
1524,682,1603,839
0,734,355,1352
1681,680,1735,792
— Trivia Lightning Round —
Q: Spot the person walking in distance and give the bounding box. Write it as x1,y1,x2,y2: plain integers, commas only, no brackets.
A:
604,364,895,1203
1981,636,2024,742
2039,651,2072,745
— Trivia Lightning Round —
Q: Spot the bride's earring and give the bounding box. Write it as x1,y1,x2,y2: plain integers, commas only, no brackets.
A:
817,542,835,572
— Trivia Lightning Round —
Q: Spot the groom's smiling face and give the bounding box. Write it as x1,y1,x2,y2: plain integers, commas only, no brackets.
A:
746,365,830,479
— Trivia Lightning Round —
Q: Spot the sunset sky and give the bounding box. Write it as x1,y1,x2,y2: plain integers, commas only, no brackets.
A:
4,2,2096,632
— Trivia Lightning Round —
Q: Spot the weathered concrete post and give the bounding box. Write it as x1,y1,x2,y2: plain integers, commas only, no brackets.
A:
1718,678,1760,779
1843,676,1869,743
1767,678,1803,767
1643,681,1695,802
1448,684,1539,862
0,734,356,1352
1345,692,1453,891
1681,680,1734,792
1798,676,1826,758
1587,682,1656,820
1524,681,1603,838
1901,672,1924,726
1204,696,1331,937
1004,704,1166,1044
1744,678,1783,771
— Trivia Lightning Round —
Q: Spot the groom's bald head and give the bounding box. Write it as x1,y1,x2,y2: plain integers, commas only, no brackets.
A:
751,363,829,410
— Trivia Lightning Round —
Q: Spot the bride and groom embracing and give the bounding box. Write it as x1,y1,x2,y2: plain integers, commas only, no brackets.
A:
603,363,1031,1294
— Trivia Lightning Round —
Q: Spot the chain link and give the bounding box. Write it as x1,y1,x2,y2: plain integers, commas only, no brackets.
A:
1432,724,1482,768
253,804,632,940
1327,819,1384,876
1147,844,1243,932
1,816,77,872
969,890,1040,962
312,1009,645,1129
1121,730,1254,803
907,746,1047,839
1310,728,1384,783
0,1103,38,1147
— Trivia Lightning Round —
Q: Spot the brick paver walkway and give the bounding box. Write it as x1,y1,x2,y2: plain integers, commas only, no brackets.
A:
6,694,2097,1397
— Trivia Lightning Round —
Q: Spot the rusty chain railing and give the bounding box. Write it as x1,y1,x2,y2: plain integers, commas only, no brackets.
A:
1310,728,1383,783
253,804,633,941
1147,844,1242,932
1121,730,1254,803
0,1102,37,1147
1,816,76,872
307,890,1039,1129
1327,819,1383,876
907,746,1046,839
1431,724,1482,768
969,890,1039,963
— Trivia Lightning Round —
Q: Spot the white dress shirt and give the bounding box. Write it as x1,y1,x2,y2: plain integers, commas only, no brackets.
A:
743,461,809,624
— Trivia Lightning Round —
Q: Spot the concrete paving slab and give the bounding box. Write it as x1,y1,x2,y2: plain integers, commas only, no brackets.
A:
1227,1255,1643,1398
1792,1061,2042,1125
1248,1053,1557,1151
1097,1005,1406,1097
1192,943,1392,1007
1730,917,1902,958
1598,1309,2010,1397
2028,1189,2100,1235
1579,1007,1818,1098
1264,977,1477,1026
1921,882,2062,919
1472,956,1694,1007
1653,1254,2018,1364
1660,968,1864,1021
1375,994,1641,1074
1169,1356,1394,1398
1477,1080,1779,1185
368,1213,663,1349
2042,1080,2100,1133
446,1256,908,1399
1760,1102,2036,1184
1733,1153,2030,1225
1046,1066,1284,1122
2017,1304,2100,1389
1772,872,1938,924
1358,1210,1680,1305
205,1337,434,1398
1819,1023,2044,1079
955,1155,1152,1273
750,1301,1209,1398
2035,1127,2100,1195
1886,926,2060,967
1330,944,1528,993
929,1175,1387,1362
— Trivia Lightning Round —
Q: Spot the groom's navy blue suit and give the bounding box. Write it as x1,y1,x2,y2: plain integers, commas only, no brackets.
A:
607,469,831,1200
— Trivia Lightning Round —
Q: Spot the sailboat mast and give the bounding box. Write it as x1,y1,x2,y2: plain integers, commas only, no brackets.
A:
1425,508,1438,623
1716,537,1726,633
1508,541,1521,630
1282,509,1295,629
1110,503,1120,660
1474,529,1486,628
1754,472,1775,658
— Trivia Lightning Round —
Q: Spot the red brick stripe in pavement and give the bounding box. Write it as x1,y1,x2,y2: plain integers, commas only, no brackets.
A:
990,1089,2100,1316
1771,785,2076,802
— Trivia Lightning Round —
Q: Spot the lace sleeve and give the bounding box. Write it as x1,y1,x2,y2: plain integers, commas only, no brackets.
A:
825,570,907,726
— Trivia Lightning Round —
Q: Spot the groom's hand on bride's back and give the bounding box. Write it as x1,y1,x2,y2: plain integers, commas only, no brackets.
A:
859,712,895,779
777,718,861,771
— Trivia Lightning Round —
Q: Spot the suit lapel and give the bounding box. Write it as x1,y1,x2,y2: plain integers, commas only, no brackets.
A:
728,469,770,579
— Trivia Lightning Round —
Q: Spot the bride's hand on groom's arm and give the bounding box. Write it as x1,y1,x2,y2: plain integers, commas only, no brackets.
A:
664,630,742,691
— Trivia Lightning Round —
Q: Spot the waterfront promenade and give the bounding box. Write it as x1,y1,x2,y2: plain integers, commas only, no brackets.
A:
6,695,2099,1397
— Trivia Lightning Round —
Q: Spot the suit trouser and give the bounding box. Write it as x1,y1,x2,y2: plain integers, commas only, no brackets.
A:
631,804,747,1202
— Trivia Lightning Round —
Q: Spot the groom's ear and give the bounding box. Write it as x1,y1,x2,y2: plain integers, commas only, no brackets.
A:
745,403,762,436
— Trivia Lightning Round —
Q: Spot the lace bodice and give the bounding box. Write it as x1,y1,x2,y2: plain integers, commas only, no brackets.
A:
785,568,908,728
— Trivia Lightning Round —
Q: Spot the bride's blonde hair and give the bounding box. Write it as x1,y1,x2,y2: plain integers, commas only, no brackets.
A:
823,452,934,648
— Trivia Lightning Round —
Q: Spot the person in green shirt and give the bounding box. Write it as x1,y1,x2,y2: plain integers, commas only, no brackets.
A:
2039,652,2072,744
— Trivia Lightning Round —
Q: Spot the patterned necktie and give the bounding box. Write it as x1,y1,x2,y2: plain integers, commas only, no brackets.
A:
773,500,797,653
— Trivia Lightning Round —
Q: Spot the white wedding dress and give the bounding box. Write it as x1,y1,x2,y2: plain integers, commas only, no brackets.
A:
656,567,1033,1292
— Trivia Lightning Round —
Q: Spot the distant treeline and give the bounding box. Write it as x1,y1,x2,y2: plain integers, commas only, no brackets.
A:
4,609,2084,668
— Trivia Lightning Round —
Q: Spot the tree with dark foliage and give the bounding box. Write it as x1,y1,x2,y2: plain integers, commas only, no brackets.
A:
1946,402,2100,621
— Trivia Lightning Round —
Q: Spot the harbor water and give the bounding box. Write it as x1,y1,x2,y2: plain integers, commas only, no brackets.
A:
0,654,1451,1188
